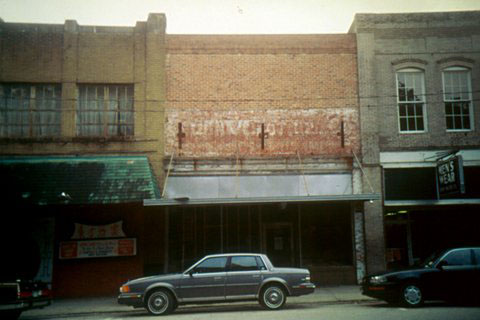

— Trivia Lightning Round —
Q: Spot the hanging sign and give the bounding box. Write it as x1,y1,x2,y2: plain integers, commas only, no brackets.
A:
71,221,126,239
436,155,465,197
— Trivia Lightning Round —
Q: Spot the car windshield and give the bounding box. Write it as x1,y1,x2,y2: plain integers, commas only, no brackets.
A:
420,250,446,268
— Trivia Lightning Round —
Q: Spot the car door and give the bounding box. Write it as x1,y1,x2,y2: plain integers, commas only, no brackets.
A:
225,256,265,300
435,248,475,300
471,249,480,297
178,256,227,302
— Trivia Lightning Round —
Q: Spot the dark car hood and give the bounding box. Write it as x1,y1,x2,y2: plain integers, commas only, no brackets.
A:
128,273,183,285
369,266,433,278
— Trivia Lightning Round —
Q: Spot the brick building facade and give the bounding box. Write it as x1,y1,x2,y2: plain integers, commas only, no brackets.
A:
1,13,379,296
350,11,480,270
150,33,376,286
3,10,478,298
0,14,167,297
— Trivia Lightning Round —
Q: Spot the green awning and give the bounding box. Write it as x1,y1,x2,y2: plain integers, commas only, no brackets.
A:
0,156,160,205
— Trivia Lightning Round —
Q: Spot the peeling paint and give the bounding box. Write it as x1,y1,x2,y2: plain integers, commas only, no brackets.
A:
166,108,360,157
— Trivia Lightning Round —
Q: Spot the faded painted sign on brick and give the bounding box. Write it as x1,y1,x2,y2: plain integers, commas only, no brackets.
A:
166,108,360,157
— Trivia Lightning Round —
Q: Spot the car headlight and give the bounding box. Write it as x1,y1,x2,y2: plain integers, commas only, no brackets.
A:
119,285,130,293
302,276,311,282
369,276,387,284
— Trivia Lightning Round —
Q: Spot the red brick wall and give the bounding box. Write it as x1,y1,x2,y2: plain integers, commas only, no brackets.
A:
53,204,144,298
165,34,359,158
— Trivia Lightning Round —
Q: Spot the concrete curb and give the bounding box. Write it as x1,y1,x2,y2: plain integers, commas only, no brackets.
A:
22,286,373,318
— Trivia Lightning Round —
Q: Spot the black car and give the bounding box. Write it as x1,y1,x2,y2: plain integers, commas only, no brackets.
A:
362,247,480,307
0,280,52,319
0,233,52,319
118,253,315,315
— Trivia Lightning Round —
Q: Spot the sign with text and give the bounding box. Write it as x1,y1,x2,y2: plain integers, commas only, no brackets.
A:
71,221,126,239
59,238,136,259
436,155,465,197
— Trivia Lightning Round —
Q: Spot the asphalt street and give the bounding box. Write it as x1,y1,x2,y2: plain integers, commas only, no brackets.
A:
20,301,480,320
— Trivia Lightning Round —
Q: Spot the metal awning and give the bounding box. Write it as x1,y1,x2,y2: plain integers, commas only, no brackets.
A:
144,174,380,206
385,199,480,207
144,193,381,206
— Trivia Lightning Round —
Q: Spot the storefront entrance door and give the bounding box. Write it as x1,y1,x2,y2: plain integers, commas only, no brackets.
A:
263,223,294,267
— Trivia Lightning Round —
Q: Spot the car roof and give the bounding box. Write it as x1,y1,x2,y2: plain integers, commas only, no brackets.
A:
203,253,265,258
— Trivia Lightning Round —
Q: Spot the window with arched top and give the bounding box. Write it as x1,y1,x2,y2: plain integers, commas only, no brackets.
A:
396,68,426,132
442,66,473,131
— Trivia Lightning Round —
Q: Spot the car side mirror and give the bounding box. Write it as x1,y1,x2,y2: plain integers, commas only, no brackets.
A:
188,270,194,277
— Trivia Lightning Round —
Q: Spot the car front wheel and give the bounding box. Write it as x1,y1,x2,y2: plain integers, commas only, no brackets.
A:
400,283,424,307
260,284,287,310
146,289,175,316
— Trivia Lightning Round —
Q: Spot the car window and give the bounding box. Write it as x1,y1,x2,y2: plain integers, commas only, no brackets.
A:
193,257,227,273
256,256,267,270
229,256,260,272
440,249,472,266
474,249,480,265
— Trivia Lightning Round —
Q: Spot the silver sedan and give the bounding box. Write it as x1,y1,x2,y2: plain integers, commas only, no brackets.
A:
118,253,315,315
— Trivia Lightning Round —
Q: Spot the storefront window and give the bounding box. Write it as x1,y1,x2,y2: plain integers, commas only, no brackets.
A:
300,204,353,266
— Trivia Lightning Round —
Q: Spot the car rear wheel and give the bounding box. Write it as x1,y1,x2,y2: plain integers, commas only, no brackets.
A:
146,289,175,316
400,283,424,308
260,284,287,310
1,310,21,320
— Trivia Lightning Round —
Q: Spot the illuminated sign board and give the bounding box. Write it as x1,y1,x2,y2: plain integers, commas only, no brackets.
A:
436,155,465,197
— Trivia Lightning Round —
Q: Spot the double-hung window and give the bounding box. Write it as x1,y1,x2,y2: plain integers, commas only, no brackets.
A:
0,83,61,137
442,67,473,131
77,84,134,137
396,69,426,132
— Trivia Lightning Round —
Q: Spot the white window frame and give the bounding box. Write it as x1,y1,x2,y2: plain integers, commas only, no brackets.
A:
442,66,474,132
395,68,428,133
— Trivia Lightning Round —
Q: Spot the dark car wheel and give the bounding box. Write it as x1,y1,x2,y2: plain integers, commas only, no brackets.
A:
400,283,424,308
260,284,287,310
1,310,22,320
146,289,175,316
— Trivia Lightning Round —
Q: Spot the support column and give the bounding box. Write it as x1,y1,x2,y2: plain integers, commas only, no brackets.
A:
353,207,366,283
61,20,79,137
144,13,167,191
355,30,386,275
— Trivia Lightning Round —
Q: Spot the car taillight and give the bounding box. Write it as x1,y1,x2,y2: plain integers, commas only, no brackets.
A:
18,291,33,298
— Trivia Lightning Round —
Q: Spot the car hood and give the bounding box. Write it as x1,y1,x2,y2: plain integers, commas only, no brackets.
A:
127,273,183,285
368,266,432,279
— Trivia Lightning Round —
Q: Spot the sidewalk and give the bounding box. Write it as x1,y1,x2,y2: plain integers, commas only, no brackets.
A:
23,286,373,318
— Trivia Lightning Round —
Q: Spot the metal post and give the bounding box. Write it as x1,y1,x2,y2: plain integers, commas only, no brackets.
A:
163,208,169,273
406,212,414,266
352,150,375,193
162,151,175,198
220,206,224,253
235,151,240,198
297,205,303,267
297,150,310,196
